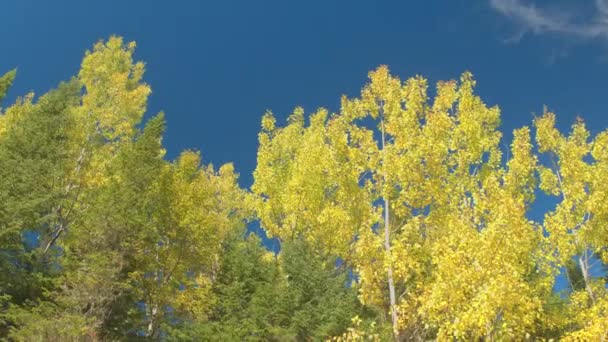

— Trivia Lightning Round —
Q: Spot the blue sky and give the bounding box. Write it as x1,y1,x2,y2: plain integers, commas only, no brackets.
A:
2,0,607,285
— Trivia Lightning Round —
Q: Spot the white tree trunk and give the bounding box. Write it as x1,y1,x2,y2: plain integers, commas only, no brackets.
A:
579,248,596,305
381,118,399,339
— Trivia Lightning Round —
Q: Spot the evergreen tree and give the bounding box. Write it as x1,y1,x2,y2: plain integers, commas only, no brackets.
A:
170,232,371,341
0,80,80,317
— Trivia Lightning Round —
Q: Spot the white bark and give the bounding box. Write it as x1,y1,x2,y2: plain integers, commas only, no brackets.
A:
381,118,399,339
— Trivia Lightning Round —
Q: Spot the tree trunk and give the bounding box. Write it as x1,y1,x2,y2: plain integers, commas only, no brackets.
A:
42,145,87,255
381,118,399,340
579,248,596,305
147,303,158,338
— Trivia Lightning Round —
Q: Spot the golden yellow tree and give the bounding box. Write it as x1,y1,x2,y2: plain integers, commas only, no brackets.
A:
253,66,554,340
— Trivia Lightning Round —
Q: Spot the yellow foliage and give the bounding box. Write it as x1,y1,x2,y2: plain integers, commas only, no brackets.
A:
253,66,554,339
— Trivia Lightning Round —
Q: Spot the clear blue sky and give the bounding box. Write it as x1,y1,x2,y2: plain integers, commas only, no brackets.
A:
2,0,607,283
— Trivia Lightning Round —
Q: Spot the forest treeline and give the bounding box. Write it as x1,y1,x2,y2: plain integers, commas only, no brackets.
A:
0,37,607,341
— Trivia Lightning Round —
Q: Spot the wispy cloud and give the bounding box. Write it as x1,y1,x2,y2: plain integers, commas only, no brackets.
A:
489,0,608,41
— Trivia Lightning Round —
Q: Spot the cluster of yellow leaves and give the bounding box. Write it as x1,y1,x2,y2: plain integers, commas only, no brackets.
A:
562,289,608,341
173,274,216,322
0,94,35,137
536,112,608,261
329,316,382,342
77,37,149,142
76,37,152,188
253,106,376,258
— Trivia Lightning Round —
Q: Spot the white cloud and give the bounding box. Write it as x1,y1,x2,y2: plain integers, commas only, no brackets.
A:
489,0,608,40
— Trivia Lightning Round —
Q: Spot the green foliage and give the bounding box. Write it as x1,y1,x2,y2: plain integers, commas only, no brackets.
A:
280,240,367,340
169,233,369,341
0,80,80,315
1,299,94,342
